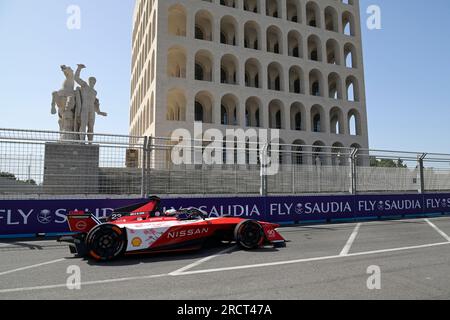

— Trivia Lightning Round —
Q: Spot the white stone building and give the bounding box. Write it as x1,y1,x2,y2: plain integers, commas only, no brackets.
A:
129,0,369,165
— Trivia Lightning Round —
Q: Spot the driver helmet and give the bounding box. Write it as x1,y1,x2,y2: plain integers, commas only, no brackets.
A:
165,209,178,216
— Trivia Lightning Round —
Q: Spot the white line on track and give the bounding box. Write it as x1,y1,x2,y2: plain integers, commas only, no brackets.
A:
169,247,236,276
0,273,167,294
175,241,450,276
425,219,450,242
340,223,361,256
0,258,67,277
0,243,11,248
279,216,450,232
2,241,450,294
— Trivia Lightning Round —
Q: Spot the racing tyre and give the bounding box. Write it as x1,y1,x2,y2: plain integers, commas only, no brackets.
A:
234,220,265,250
86,224,126,261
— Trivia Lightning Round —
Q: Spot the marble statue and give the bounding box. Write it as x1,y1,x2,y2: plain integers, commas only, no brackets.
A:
51,64,107,142
74,64,107,142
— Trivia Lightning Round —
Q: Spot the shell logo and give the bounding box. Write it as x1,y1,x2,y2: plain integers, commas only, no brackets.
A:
131,237,143,247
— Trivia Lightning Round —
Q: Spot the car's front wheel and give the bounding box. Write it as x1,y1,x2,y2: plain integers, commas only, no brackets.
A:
86,224,126,261
234,220,265,250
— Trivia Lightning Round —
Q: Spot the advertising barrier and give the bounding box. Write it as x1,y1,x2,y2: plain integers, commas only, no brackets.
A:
1,193,450,237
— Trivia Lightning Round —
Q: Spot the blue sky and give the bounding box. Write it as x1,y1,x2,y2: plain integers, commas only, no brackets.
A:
0,0,449,153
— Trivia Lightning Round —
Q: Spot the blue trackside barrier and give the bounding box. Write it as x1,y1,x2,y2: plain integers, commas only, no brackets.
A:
1,193,450,238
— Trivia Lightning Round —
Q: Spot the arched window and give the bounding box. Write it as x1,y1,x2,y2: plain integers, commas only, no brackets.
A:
267,26,283,54
287,0,301,23
344,43,358,68
269,100,284,129
168,4,187,37
324,7,338,32
167,46,186,78
245,58,261,88
311,105,325,133
331,143,345,166
220,16,238,46
166,88,186,121
313,114,321,132
245,97,261,128
220,0,236,8
290,103,305,131
328,72,343,99
292,140,305,165
343,11,356,36
195,91,213,123
195,10,213,41
326,39,341,65
308,35,322,61
306,1,320,27
288,31,302,58
221,94,239,126
346,76,360,102
268,62,283,91
244,0,259,13
309,69,324,97
221,54,239,85
330,107,344,134
348,109,361,136
244,21,261,50
266,0,280,18
312,141,326,166
289,66,304,94
195,50,213,81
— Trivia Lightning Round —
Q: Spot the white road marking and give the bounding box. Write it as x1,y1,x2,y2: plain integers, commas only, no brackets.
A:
340,223,362,256
279,216,450,232
169,247,236,275
174,241,450,276
0,243,11,248
0,259,67,277
1,241,449,294
425,219,450,242
0,273,167,294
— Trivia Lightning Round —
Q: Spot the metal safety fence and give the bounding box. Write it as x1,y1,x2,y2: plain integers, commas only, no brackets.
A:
1,128,450,200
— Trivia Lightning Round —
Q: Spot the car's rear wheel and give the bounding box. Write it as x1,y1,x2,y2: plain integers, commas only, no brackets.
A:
234,220,265,250
86,224,126,261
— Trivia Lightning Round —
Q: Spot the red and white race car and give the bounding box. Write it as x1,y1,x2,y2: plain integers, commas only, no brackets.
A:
59,197,286,261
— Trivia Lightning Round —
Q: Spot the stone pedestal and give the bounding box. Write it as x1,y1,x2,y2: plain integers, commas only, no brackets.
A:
43,142,100,194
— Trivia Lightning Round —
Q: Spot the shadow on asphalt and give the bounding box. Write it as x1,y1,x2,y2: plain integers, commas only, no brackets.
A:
85,243,238,267
0,242,67,252
83,242,284,267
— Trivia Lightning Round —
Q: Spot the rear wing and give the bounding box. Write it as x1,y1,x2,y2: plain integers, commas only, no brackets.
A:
66,197,162,232
67,211,102,234
106,196,161,222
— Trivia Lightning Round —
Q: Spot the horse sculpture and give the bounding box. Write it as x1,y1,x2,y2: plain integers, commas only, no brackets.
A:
51,64,106,141
51,65,77,133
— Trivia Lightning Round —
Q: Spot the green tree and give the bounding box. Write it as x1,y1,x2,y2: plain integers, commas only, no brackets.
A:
0,172,37,185
0,172,17,180
370,157,407,168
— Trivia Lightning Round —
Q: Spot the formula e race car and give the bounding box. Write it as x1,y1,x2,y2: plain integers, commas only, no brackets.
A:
58,197,286,261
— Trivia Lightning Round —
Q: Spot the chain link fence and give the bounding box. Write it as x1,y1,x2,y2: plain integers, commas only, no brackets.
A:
0,129,145,199
1,128,450,200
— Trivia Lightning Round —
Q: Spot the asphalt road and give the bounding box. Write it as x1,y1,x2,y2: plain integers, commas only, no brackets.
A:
1,216,450,300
